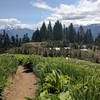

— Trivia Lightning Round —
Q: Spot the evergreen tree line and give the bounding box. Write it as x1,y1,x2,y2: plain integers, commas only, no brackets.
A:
32,21,100,45
0,30,30,49
0,20,100,51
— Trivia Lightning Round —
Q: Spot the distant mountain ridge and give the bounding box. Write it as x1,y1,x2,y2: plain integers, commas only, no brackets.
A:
0,24,33,38
84,24,100,38
75,24,100,38
0,23,100,39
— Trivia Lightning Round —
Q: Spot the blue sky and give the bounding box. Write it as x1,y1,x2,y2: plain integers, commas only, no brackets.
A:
0,0,77,23
0,0,100,29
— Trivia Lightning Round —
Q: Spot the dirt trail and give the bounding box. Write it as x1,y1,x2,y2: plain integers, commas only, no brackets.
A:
3,66,38,100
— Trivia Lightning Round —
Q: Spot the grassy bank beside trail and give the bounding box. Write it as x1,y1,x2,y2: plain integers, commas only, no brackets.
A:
0,54,100,100
0,54,17,98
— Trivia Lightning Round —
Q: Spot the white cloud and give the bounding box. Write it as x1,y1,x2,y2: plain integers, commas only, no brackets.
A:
1,0,100,30
0,18,35,30
31,1,56,11
15,24,34,30
34,0,100,26
0,18,21,25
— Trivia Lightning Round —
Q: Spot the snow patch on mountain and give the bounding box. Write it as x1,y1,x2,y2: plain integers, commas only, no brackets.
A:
0,24,33,38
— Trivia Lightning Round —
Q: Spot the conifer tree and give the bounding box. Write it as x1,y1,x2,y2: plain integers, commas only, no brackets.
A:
83,29,93,44
95,33,100,46
40,22,47,41
32,29,41,41
47,21,53,40
65,27,69,43
53,21,63,41
23,33,30,42
77,26,85,44
62,25,66,42
68,23,76,43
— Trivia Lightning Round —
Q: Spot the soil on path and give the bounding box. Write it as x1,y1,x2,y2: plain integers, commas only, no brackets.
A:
3,66,38,100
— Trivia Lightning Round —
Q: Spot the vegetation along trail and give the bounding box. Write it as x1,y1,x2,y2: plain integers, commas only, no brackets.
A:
3,66,38,100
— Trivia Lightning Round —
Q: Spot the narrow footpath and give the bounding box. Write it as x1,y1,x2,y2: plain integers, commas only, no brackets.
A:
3,66,38,100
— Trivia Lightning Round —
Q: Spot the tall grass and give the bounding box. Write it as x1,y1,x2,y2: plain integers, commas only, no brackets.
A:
15,54,100,100
0,54,17,97
0,54,99,100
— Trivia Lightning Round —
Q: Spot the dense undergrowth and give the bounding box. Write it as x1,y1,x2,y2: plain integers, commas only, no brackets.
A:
15,54,100,100
0,54,100,100
0,54,17,98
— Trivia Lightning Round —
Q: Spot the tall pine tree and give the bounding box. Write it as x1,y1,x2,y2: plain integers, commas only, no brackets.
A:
23,33,30,43
53,21,63,41
68,23,76,43
47,21,53,40
65,27,69,43
32,28,41,41
40,22,47,41
83,29,93,44
77,26,85,44
95,33,100,46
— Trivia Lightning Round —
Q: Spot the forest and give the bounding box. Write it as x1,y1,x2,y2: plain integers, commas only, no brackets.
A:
0,21,100,51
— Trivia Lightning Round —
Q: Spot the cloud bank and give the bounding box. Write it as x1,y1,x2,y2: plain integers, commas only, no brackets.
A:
32,0,100,26
0,18,34,29
0,18,20,25
1,0,100,29
31,1,56,11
